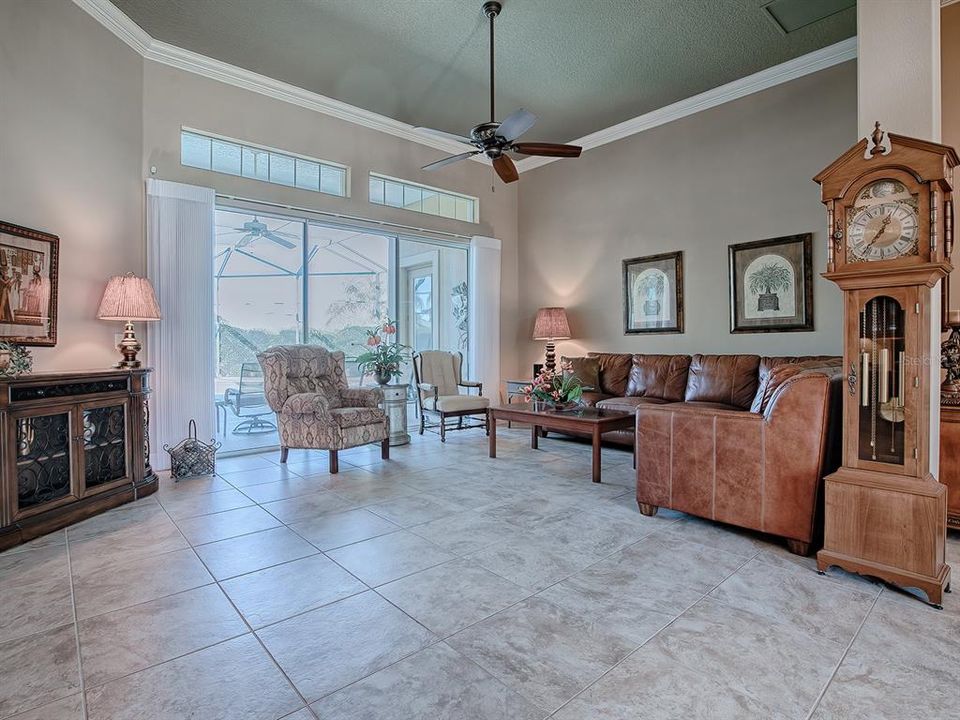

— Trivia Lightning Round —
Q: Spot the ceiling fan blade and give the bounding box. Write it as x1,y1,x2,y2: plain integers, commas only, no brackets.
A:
492,154,519,183
236,233,256,247
414,126,475,146
264,232,297,249
422,151,480,171
497,108,537,142
512,142,582,158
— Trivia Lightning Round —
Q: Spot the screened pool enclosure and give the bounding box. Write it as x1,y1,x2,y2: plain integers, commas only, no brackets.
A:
214,207,470,453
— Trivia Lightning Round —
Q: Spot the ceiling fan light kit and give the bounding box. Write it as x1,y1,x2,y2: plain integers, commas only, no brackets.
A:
418,1,582,183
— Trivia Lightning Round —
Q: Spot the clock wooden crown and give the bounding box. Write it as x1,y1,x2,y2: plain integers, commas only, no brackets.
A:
814,122,957,289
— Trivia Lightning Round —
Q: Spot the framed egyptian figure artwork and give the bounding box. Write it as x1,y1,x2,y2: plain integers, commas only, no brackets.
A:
728,233,813,333
0,221,59,346
622,251,683,334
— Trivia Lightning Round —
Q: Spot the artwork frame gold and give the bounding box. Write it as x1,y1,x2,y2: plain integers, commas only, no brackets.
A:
622,251,684,334
0,221,59,346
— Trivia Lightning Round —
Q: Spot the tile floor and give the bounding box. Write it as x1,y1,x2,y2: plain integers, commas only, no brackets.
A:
1,426,959,720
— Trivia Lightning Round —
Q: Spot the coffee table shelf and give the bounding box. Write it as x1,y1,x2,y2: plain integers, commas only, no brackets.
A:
487,402,635,483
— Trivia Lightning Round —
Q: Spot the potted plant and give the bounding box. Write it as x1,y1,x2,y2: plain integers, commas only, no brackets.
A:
356,319,410,385
522,361,584,410
748,263,792,312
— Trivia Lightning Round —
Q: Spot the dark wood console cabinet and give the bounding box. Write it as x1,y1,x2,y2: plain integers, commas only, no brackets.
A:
0,368,157,551
940,405,960,530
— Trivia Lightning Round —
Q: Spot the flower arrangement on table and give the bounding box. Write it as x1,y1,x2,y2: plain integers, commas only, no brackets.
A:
356,319,411,385
522,360,584,410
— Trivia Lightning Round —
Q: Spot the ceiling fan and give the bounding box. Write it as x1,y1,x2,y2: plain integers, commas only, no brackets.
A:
418,1,582,184
220,218,298,249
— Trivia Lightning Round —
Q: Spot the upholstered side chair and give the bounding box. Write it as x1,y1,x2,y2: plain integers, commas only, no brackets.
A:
258,345,389,473
413,350,489,442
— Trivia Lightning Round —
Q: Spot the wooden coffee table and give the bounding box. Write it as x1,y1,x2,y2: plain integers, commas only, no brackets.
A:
487,402,635,483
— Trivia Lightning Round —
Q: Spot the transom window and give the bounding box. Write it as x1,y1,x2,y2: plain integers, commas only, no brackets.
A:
181,129,348,197
369,173,478,223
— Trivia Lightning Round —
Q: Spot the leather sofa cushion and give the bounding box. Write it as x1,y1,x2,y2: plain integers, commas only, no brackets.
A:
625,354,690,401
751,357,843,414
676,400,744,412
759,355,839,376
587,353,634,396
750,364,803,414
597,396,669,411
684,354,760,409
561,355,601,390
579,391,614,407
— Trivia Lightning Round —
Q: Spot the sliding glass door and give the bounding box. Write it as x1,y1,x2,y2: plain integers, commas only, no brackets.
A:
213,205,470,455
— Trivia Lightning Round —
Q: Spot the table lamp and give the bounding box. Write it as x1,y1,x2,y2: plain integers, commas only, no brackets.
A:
96,273,161,368
532,307,571,373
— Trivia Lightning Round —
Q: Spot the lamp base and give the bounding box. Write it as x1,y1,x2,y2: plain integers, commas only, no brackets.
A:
543,341,556,373
115,321,143,369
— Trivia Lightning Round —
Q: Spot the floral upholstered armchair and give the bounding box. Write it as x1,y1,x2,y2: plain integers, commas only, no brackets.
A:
257,345,389,473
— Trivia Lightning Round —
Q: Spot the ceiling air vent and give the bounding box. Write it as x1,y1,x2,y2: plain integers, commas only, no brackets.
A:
762,0,855,34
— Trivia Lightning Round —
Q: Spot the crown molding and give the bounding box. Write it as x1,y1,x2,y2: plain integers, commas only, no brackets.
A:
71,0,468,158
516,36,858,173
73,0,855,175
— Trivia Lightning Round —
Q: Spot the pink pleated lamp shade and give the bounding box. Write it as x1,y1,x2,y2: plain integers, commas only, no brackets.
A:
532,307,571,340
96,274,161,322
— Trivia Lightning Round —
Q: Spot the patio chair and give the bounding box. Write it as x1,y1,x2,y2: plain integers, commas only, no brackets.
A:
413,350,489,442
223,362,277,434
258,345,389,473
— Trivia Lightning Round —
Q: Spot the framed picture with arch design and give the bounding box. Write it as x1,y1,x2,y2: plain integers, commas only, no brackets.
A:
729,233,813,334
622,250,683,334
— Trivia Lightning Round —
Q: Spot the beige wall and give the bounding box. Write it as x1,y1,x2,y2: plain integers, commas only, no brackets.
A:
140,61,519,393
0,0,519,382
943,2,960,316
0,0,144,371
515,62,857,371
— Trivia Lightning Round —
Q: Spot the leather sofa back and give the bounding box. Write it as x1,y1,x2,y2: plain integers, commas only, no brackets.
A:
683,354,760,409
586,353,633,396
625,354,691,402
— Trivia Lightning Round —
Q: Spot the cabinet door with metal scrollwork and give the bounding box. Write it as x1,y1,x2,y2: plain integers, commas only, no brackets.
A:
80,400,130,491
11,409,76,519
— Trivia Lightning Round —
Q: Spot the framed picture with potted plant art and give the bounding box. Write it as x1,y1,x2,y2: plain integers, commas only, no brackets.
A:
728,233,813,333
622,251,683,334
0,221,59,346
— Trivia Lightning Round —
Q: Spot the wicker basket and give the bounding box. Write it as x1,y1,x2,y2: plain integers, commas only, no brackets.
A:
164,419,221,480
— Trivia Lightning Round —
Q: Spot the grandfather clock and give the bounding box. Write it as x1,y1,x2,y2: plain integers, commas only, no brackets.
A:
814,123,957,607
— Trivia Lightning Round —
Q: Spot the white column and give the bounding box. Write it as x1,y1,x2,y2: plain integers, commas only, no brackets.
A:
857,0,941,141
468,235,502,403
858,0,943,475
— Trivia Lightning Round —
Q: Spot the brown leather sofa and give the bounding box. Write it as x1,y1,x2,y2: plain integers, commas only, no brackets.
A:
572,352,842,555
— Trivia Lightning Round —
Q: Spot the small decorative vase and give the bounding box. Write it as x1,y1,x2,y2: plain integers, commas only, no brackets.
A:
374,369,393,386
548,400,579,411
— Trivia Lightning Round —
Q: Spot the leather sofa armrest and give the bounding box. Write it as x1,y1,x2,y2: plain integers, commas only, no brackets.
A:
340,387,382,408
283,392,333,417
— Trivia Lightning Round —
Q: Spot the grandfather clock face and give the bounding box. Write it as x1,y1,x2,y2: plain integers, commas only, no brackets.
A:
845,179,920,263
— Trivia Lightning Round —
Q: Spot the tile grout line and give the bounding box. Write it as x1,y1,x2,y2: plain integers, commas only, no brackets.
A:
153,493,320,720
545,548,759,718
802,587,884,720
63,530,89,720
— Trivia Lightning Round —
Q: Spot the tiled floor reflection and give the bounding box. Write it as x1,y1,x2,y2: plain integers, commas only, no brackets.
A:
1,426,957,720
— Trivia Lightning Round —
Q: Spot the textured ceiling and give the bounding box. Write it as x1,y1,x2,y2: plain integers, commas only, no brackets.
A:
108,0,856,142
